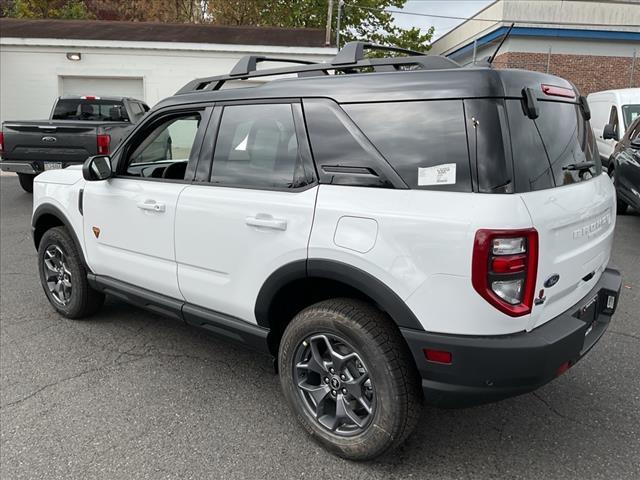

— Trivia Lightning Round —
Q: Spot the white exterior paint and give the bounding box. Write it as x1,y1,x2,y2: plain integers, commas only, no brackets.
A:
588,88,640,161
33,165,616,336
430,0,640,58
0,37,335,124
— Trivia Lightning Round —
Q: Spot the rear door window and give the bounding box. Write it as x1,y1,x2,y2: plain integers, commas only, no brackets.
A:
343,100,472,191
507,99,600,192
210,103,309,189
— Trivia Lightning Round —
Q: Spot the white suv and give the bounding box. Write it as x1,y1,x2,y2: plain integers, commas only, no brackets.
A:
31,44,622,460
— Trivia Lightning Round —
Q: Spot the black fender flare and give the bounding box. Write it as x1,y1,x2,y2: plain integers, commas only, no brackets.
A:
32,203,88,268
255,259,424,331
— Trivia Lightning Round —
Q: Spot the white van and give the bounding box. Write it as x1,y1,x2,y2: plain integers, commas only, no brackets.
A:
588,88,640,166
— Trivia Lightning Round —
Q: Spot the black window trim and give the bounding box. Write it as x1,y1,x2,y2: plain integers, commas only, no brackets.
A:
110,103,214,184
304,97,408,189
193,98,319,193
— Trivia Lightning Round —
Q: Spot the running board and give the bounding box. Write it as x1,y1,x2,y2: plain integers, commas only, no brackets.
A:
87,274,270,353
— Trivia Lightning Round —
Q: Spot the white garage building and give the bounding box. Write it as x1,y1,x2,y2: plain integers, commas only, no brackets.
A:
0,18,336,124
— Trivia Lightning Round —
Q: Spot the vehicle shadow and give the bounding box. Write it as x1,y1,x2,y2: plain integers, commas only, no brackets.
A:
82,297,638,478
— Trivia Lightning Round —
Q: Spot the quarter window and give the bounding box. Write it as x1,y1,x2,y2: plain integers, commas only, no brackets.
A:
343,100,472,191
210,104,307,189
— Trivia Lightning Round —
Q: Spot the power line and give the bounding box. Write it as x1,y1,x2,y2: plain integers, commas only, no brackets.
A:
344,3,640,29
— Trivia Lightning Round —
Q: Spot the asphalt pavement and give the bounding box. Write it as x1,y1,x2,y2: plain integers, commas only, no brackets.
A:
1,175,639,479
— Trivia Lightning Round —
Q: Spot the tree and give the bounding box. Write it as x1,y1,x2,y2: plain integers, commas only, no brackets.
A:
1,0,433,52
2,0,93,19
207,0,433,52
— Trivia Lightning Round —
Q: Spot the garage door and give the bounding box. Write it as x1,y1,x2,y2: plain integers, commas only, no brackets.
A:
61,76,144,101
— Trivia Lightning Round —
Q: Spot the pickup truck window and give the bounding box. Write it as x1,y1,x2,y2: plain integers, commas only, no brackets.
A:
52,99,128,122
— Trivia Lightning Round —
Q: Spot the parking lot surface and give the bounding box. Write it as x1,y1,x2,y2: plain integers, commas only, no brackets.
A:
1,175,639,479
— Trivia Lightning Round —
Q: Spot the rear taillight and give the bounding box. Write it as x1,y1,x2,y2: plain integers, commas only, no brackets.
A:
97,134,110,155
472,229,538,317
0,132,4,156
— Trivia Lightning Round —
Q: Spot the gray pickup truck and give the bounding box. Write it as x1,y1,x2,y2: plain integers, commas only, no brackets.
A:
0,96,149,192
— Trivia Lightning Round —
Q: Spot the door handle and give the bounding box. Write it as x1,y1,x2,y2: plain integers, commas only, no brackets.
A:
246,214,287,231
137,199,166,212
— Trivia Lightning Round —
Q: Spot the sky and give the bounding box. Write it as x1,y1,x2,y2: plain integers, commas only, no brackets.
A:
394,0,495,41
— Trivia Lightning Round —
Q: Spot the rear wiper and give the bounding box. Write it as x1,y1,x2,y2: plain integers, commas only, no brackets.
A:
562,161,594,171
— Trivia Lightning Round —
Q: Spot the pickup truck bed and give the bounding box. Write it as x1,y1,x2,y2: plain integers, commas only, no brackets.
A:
0,95,148,192
1,120,132,171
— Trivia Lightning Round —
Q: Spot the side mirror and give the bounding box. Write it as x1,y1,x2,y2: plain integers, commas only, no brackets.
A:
603,124,618,141
83,155,112,181
630,138,640,149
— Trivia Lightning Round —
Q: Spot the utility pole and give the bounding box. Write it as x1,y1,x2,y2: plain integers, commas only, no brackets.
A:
326,0,334,46
336,0,343,49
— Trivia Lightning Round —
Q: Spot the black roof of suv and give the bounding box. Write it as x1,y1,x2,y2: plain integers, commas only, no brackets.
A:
157,42,575,108
148,42,597,196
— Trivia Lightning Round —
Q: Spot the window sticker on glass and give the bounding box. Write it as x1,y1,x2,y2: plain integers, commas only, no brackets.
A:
418,163,456,186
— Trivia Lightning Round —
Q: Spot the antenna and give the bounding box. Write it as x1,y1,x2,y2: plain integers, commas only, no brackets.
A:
488,23,515,64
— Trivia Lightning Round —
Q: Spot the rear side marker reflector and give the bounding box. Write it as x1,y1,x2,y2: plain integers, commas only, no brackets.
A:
556,361,570,377
424,349,452,365
541,84,575,99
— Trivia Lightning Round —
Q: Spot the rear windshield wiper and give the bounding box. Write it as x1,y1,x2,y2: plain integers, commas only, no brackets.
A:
562,161,594,172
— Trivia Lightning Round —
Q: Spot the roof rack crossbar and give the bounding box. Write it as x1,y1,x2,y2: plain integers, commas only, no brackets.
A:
230,55,317,77
175,44,460,95
331,41,425,65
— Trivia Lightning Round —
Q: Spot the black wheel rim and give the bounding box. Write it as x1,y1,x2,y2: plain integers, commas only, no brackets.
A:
293,333,375,436
43,244,72,306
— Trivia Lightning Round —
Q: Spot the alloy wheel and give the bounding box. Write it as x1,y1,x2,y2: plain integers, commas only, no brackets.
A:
293,333,375,436
43,244,72,306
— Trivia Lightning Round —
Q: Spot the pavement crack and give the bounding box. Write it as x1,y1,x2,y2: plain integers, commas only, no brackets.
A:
532,391,607,431
608,330,640,342
0,356,146,410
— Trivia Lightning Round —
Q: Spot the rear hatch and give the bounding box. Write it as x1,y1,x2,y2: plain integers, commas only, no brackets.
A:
505,90,615,330
1,121,99,163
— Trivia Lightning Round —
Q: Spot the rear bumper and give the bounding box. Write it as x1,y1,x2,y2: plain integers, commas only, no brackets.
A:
402,265,622,407
0,160,80,174
0,161,38,174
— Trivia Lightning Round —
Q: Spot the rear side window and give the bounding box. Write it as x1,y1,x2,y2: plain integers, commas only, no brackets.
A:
210,104,307,189
507,100,600,192
343,100,472,191
52,99,127,121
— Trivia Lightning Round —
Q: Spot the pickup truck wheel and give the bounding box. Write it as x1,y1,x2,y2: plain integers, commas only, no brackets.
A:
38,227,104,319
17,173,35,193
279,298,422,460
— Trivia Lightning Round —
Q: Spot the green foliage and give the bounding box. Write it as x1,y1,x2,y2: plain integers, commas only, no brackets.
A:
207,0,433,52
1,0,434,52
3,0,93,19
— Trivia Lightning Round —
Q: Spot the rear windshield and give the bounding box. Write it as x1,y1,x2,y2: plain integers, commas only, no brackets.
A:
343,100,472,192
507,99,600,193
52,99,127,121
622,104,640,129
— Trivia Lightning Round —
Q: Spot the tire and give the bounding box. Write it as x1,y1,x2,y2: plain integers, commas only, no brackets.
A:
279,298,422,460
17,173,35,193
608,165,628,214
38,226,104,319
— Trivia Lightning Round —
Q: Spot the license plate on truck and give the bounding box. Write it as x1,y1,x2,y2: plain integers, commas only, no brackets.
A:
44,162,62,170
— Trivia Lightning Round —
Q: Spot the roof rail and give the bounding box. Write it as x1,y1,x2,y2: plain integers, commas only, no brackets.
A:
175,41,460,95
331,41,425,65
230,56,317,76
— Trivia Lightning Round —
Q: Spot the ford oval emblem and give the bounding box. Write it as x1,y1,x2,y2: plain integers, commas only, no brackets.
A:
41,136,57,143
544,274,560,288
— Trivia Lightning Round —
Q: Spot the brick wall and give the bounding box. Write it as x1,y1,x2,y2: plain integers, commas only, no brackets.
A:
493,52,640,95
